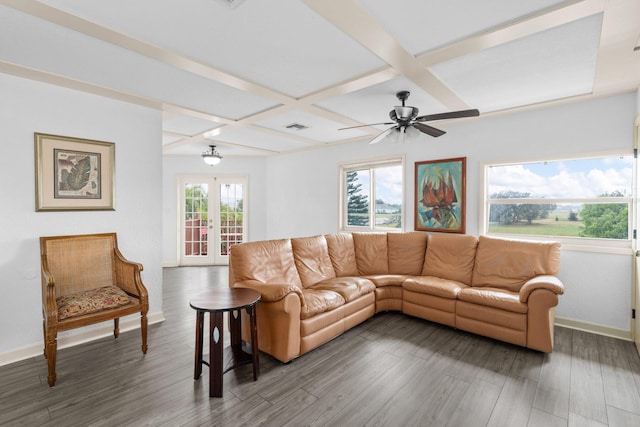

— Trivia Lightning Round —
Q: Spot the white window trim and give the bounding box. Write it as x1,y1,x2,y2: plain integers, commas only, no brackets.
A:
339,155,405,233
479,150,634,255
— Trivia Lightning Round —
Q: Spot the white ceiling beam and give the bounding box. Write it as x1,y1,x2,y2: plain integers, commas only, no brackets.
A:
592,0,640,95
303,0,469,110
0,60,162,109
0,0,294,106
418,0,605,66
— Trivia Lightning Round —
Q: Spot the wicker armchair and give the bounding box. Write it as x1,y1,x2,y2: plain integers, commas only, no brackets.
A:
40,233,149,386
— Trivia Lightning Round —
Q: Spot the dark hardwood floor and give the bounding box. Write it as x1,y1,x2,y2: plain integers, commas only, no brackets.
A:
2,266,640,426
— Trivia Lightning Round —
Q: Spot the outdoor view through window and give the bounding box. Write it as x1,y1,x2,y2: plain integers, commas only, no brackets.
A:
486,155,633,240
345,163,403,230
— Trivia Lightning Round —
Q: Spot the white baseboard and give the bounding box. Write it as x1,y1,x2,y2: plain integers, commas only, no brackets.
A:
555,316,632,341
0,311,165,367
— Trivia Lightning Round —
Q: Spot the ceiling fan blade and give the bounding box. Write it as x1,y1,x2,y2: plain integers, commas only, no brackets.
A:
338,122,395,130
368,127,397,144
415,108,480,122
414,122,446,138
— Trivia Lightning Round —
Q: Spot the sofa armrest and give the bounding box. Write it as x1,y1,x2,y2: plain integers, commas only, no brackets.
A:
233,279,304,304
519,275,564,303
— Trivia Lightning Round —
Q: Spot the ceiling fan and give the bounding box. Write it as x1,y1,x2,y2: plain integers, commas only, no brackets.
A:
340,90,479,144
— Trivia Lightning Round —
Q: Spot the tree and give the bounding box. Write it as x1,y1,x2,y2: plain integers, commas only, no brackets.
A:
347,171,369,226
185,184,208,221
579,191,628,239
489,191,556,224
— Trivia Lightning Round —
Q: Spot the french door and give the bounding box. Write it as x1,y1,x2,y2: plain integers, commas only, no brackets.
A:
179,175,247,266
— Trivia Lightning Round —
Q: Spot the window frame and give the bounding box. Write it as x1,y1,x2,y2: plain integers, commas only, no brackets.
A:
339,156,405,233
480,150,634,254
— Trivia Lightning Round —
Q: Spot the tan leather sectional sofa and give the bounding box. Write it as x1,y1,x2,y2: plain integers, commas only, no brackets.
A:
229,232,564,363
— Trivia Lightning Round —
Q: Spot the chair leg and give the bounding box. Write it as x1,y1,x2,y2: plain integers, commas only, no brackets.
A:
45,332,57,387
141,312,148,354
114,318,120,338
42,320,47,359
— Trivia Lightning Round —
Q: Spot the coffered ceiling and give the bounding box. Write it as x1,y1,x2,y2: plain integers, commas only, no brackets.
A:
0,0,638,158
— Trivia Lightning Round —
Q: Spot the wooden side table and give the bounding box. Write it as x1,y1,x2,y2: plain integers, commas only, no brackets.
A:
189,288,260,397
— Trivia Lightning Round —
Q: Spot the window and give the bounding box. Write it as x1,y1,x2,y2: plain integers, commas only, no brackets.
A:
340,157,404,232
482,153,634,248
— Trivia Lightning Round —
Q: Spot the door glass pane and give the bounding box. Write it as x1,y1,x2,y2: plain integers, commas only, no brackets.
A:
220,183,243,256
184,183,208,257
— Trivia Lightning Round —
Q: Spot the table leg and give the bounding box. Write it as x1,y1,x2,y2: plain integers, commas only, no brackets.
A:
194,311,204,380
229,308,242,356
209,311,224,398
248,305,259,381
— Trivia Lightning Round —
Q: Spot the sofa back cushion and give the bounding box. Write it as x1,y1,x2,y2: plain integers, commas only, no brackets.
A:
230,238,302,287
325,233,359,277
422,233,478,284
471,235,561,292
388,232,428,275
292,235,336,288
353,232,388,275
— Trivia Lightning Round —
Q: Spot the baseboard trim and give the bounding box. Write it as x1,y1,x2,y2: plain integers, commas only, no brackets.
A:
555,316,631,341
0,311,165,367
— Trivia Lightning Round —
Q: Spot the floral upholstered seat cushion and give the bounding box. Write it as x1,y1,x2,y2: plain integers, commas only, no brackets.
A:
57,285,133,320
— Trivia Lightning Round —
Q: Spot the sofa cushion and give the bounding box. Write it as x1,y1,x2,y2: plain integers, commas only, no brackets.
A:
292,235,336,288
471,236,561,292
310,277,375,302
325,233,359,277
403,276,469,299
422,233,478,285
388,232,427,275
300,289,345,319
230,239,302,288
364,274,410,287
457,287,528,314
353,232,388,275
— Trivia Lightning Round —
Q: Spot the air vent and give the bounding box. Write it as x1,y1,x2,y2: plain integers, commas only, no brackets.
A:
285,123,309,131
216,0,247,9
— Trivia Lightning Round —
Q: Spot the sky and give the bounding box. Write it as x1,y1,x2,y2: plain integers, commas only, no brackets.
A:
488,156,633,198
354,155,633,207
353,166,403,206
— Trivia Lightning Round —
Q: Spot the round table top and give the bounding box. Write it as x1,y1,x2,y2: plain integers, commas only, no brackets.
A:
189,288,261,312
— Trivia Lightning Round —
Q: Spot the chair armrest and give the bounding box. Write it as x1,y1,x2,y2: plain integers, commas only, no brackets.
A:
519,275,564,303
40,254,58,325
233,280,304,305
114,247,144,272
113,248,148,304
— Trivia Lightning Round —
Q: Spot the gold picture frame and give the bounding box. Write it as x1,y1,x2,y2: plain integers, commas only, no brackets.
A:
415,156,466,233
34,133,115,211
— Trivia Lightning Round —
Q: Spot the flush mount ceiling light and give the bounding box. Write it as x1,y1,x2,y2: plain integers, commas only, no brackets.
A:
202,144,223,166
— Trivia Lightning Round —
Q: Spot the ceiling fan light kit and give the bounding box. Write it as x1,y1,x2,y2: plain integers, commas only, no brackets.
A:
202,145,223,166
339,90,479,145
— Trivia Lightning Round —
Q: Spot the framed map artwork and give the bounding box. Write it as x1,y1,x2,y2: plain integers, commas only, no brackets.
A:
34,133,115,211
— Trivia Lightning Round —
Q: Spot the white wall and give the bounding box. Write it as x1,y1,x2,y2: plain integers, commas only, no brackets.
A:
0,74,163,357
264,93,637,334
162,155,267,266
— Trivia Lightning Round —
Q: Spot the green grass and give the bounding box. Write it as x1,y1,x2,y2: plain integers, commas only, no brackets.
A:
489,212,583,237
